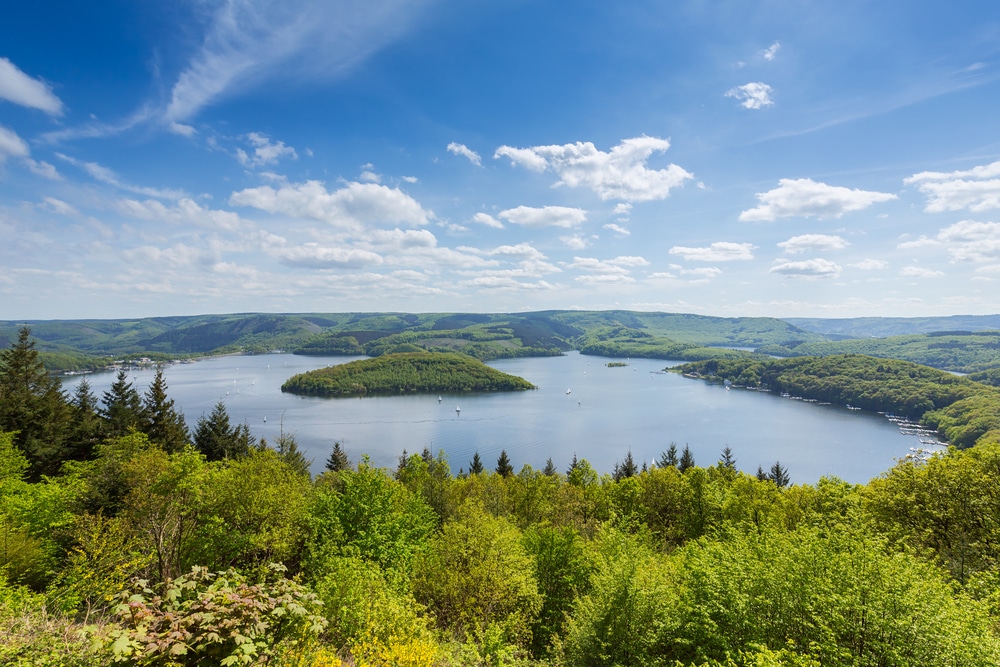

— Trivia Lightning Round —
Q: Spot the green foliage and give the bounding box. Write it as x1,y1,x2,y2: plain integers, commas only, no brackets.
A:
141,366,188,453
192,400,253,461
281,352,536,397
106,564,325,666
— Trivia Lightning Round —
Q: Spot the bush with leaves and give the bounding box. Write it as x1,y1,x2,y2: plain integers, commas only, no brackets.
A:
107,564,325,666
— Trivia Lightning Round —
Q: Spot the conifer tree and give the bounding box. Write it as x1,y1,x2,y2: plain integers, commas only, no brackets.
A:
193,401,252,461
495,449,514,477
67,378,103,460
679,445,695,472
659,443,679,469
143,365,189,453
542,457,557,477
469,451,484,475
720,446,737,471
613,450,638,481
566,453,579,476
769,461,790,487
101,368,144,438
0,326,71,477
325,441,350,472
276,432,311,478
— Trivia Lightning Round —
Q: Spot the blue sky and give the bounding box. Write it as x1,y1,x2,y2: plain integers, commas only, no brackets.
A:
2,0,1000,320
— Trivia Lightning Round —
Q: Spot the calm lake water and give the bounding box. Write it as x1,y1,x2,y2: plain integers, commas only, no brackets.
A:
65,352,938,484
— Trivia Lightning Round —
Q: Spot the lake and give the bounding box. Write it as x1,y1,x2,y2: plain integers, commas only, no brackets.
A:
65,352,940,484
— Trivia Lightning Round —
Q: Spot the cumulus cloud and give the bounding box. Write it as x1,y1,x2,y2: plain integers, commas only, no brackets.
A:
761,42,781,61
163,0,436,124
0,57,63,114
274,243,384,269
905,160,1000,213
777,234,849,254
769,258,842,279
486,243,547,260
900,266,944,277
236,132,297,168
447,142,481,166
936,220,1000,262
498,205,587,228
603,223,630,236
849,258,888,270
567,256,648,282
0,125,29,162
725,82,774,109
230,180,433,229
56,153,185,199
494,136,693,202
561,234,591,250
669,241,755,262
740,178,897,222
472,212,504,229
115,198,244,231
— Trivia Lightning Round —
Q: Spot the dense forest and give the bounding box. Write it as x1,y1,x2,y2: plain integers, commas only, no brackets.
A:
280,353,537,397
3,326,1000,665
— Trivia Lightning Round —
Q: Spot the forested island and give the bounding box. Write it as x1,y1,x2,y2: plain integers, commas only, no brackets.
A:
3,323,1000,665
281,352,536,397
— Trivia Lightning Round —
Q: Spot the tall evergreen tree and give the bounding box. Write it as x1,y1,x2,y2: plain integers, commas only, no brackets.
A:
276,432,311,478
769,461,790,487
678,445,695,472
542,457,558,477
720,446,737,471
495,450,514,477
192,401,252,461
67,378,103,460
325,441,350,472
613,450,639,481
659,443,679,469
142,365,189,453
469,451,484,475
0,326,71,477
566,453,579,476
756,465,768,481
101,369,144,438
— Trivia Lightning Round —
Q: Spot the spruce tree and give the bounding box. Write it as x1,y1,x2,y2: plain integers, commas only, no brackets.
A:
542,457,557,476
495,449,514,477
67,378,103,460
276,432,311,477
469,451,484,475
769,461,790,487
101,368,144,438
325,441,350,472
0,326,71,477
678,445,695,472
143,365,189,453
720,446,737,471
659,443,679,469
566,453,579,476
193,401,252,461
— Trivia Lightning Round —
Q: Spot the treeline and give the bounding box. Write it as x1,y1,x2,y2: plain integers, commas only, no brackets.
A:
4,328,1000,665
281,352,537,397
680,354,1000,447
577,326,758,361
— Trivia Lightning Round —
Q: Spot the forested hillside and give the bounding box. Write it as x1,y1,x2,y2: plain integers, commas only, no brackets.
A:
3,328,1000,665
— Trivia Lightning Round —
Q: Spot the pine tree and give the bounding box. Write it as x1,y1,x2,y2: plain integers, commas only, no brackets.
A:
495,449,513,477
613,450,638,481
756,465,768,481
325,441,350,472
0,326,71,477
720,446,737,471
143,365,188,453
276,432,311,477
193,401,252,461
101,369,144,438
678,445,695,472
67,378,103,460
566,453,579,476
769,461,790,487
658,443,679,469
469,451,484,475
542,457,557,476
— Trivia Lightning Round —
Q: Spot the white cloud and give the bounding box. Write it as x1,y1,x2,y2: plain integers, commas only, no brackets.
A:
0,125,29,162
575,274,635,285
360,170,381,183
0,57,63,114
56,153,186,199
613,202,633,216
486,243,547,260
494,136,693,202
461,276,558,291
401,176,418,183
498,205,587,228
41,197,78,216
769,258,842,279
561,234,591,250
725,82,774,110
115,198,245,231
740,178,897,221
447,142,482,166
905,161,1000,213
900,266,944,277
236,132,298,168
897,235,940,250
274,243,384,269
472,212,504,229
761,42,781,61
24,159,61,180
603,223,630,236
849,258,888,270
936,220,1000,262
777,234,849,254
669,241,755,262
163,0,436,124
230,180,433,230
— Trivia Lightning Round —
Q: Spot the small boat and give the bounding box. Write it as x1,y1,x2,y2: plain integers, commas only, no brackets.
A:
263,416,267,423
566,388,572,395
438,395,442,403
455,406,461,415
